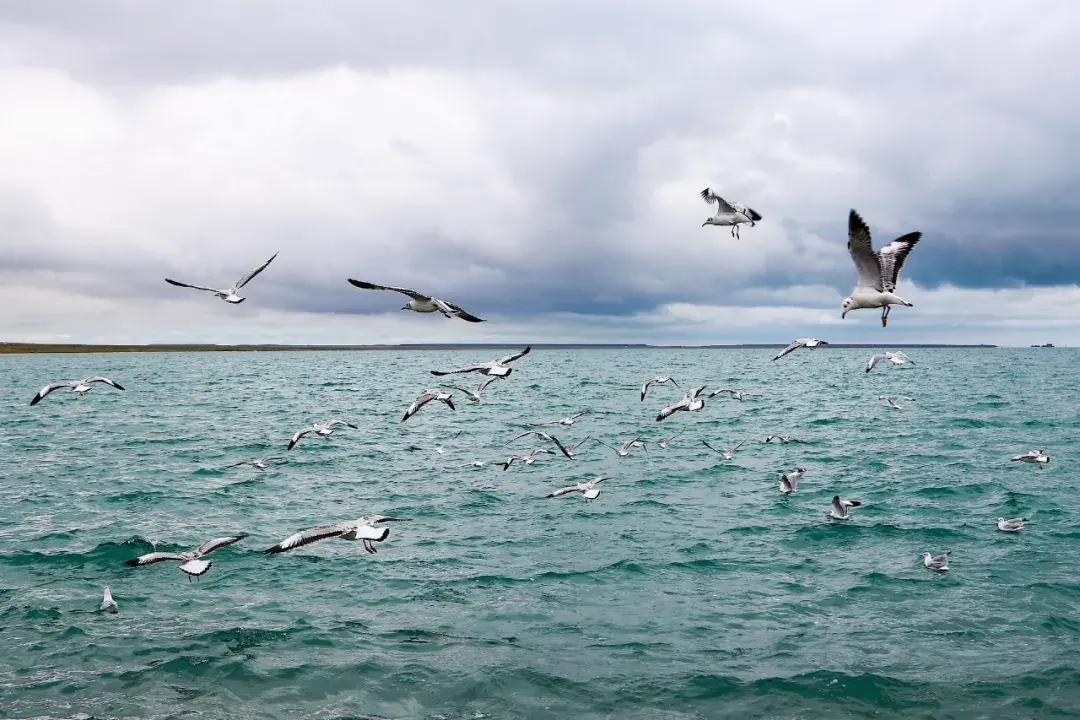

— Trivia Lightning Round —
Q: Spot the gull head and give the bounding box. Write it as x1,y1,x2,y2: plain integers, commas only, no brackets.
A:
841,296,854,318
401,303,411,311
920,552,932,560
702,217,717,227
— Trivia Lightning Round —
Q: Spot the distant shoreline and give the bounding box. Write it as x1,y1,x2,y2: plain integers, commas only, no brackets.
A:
0,342,1000,354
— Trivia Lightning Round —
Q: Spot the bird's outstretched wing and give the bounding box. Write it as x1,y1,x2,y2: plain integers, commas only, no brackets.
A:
29,381,73,406
194,535,247,557
700,188,736,212
877,232,922,293
773,340,804,361
497,346,532,365
347,279,428,301
165,279,219,293
235,252,279,289
83,376,125,390
848,210,884,292
264,523,349,554
122,552,185,567
444,300,486,323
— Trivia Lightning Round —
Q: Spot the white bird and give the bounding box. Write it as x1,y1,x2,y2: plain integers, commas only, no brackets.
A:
123,535,247,582
347,279,485,322
658,432,683,449
921,551,950,572
402,389,456,423
431,346,531,378
503,448,556,470
865,351,917,373
879,395,915,410
510,430,574,458
597,436,648,458
439,377,498,403
165,252,278,304
764,435,804,444
641,376,680,401
708,389,759,401
700,188,762,238
1011,449,1050,468
702,439,745,461
829,495,863,519
460,460,487,468
29,376,125,406
842,210,923,326
227,456,286,471
265,515,410,555
544,477,607,501
773,339,828,361
779,468,805,494
538,411,588,427
288,419,358,450
997,517,1028,532
100,586,118,613
656,386,708,421
434,431,464,456
563,436,594,458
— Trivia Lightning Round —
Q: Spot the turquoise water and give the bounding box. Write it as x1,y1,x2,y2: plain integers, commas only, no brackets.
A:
2,348,1079,719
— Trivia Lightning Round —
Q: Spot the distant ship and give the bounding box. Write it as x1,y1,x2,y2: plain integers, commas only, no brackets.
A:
1030,343,1055,348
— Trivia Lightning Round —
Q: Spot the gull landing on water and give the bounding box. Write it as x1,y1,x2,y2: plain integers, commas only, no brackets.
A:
545,477,607,501
431,346,531,378
997,517,1028,532
866,351,917,373
346,279,485,322
288,419,358,450
30,376,125,406
843,210,922,326
122,535,247,581
264,515,410,555
779,468,805,494
641,376,679,401
165,252,278,304
703,439,745,461
773,339,827,361
656,386,708,421
1011,449,1050,468
100,587,117,613
829,495,863,519
228,456,286,471
700,188,762,239
402,389,455,423
921,552,950,572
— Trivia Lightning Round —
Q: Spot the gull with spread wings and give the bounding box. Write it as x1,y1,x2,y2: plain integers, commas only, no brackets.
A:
700,188,762,238
265,515,409,555
842,210,923,326
122,534,247,581
29,376,125,406
431,346,531,378
347,279,484,322
165,253,278,304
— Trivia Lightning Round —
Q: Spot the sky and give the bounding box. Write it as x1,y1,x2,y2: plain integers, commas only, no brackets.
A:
2,0,1078,346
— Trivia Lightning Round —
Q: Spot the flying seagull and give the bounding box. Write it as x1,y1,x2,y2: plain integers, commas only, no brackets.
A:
288,419,358,450
656,386,707,421
122,535,247,582
708,389,759,401
764,435,804,444
346,279,485,322
439,377,498,403
921,552,950,572
829,495,863,519
880,395,915,410
434,431,464,456
1011,449,1050,468
563,436,594,458
641,376,679,401
866,351,917,373
658,431,683,449
503,448,556,470
265,515,410,555
779,468,805,494
165,252,278,304
842,210,923,326
597,436,648,458
544,477,607,501
773,339,828,361
997,517,1028,532
431,346,531,378
700,188,762,238
510,429,573,458
100,587,118,614
227,456,286,471
702,439,745,461
538,411,588,427
402,389,455,422
30,376,125,406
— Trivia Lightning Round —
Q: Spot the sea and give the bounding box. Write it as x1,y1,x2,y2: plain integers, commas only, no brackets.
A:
2,348,1078,719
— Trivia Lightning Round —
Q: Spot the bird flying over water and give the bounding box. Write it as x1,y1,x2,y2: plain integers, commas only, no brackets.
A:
708,389,759,401
431,347,531,378
865,351,916,373
842,210,922,326
29,376,125,406
779,468,805,494
829,495,863,519
122,535,247,581
346,279,485,322
1011,449,1050,468
700,188,761,239
641,376,679,401
510,429,573,458
165,253,278,304
228,456,287,471
773,339,827,361
703,439,745,461
544,477,607,501
288,419,358,450
656,386,707,421
402,389,455,422
265,515,409,555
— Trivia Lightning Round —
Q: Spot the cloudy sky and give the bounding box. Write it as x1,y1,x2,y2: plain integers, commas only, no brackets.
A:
2,1,1078,346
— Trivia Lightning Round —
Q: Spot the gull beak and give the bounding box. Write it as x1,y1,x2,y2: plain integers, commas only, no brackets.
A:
701,221,708,227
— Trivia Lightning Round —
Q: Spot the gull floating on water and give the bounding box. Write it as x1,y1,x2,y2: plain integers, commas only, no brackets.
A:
1011,449,1050,468
402,389,456,422
829,495,863,519
228,456,286,471
708,389,760,401
842,210,922,326
544,477,607,501
288,419,358,450
641,376,680,401
431,346,531,378
347,279,485,322
510,430,574,458
30,376,125,406
165,252,278,304
773,339,828,361
764,435,804,444
100,587,117,613
779,468,805,494
656,386,708,421
503,448,556,470
921,552,950,572
866,351,916,373
658,431,683,449
598,436,649,457
703,439,745,461
123,535,247,582
700,188,762,239
997,517,1028,532
265,515,410,555
879,395,915,410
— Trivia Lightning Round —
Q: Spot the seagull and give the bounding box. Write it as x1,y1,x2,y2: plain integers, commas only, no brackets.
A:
842,210,923,326
460,460,487,468
773,339,828,361
431,346,531,378
265,515,410,555
779,468,805,494
921,552,950,572
708,389,760,401
227,456,286,471
434,431,464,456
29,376,125,406
503,448,556,470
879,395,915,410
564,436,594,458
122,535,247,582
165,252,278,304
997,517,1028,532
1011,449,1050,468
288,419,358,450
544,477,607,501
829,495,863,519
658,431,683,449
641,376,680,401
702,439,745,461
865,351,917,373
700,188,762,239
538,411,588,427
510,430,573,458
764,435,804,444
439,377,498,403
597,436,648,458
100,587,118,613
402,389,456,422
656,386,708,421
346,279,485,322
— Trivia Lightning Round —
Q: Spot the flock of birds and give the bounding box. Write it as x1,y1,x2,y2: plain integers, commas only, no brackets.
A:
22,203,1043,613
